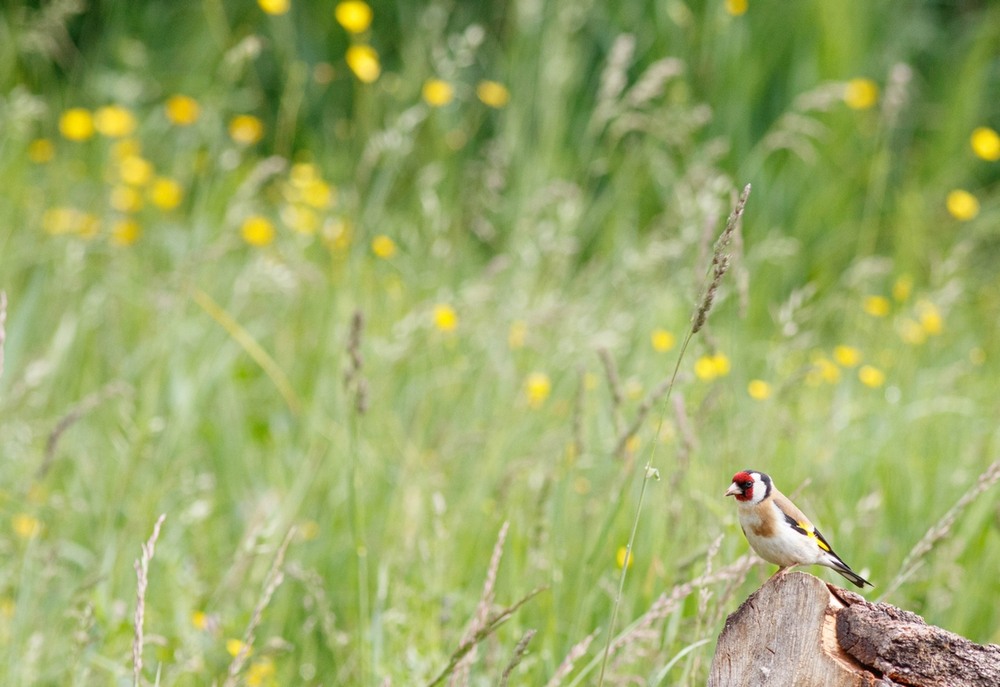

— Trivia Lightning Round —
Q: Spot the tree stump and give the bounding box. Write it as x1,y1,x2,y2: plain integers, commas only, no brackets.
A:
708,571,1000,686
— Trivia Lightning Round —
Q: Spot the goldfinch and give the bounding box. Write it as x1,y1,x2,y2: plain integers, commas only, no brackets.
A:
725,470,872,589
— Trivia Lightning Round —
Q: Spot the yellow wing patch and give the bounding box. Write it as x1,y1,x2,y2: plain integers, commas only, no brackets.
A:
782,512,832,552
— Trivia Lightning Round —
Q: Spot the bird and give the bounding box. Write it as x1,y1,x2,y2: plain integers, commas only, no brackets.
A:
724,469,872,589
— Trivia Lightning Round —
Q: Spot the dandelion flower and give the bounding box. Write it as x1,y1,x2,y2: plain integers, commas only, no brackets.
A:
119,155,154,186
432,304,458,332
970,126,1000,162
149,177,184,210
747,379,772,400
858,365,885,388
524,372,551,408
897,318,925,345
833,345,861,368
13,513,42,540
346,45,380,83
226,638,251,658
862,295,890,317
27,138,55,163
844,78,879,110
165,95,200,126
191,611,209,630
111,218,141,246
94,105,137,138
422,79,454,107
725,0,749,16
335,1,373,33
916,300,942,335
241,215,275,246
371,234,396,258
59,108,95,141
229,115,265,145
695,353,730,381
892,274,912,302
109,185,144,213
258,0,289,15
476,80,510,108
616,546,634,569
946,189,979,221
650,328,675,352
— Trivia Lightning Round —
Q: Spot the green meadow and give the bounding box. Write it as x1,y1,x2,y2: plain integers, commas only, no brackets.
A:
1,0,999,684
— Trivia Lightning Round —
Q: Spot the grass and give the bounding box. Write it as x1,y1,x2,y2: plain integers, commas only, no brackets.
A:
1,1,999,685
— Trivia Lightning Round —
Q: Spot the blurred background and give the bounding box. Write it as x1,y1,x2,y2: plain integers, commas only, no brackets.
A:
0,0,998,684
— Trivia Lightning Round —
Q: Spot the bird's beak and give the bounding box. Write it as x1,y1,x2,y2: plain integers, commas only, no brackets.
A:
724,483,741,498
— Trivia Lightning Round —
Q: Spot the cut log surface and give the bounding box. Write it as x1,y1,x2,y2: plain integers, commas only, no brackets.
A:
708,571,1000,687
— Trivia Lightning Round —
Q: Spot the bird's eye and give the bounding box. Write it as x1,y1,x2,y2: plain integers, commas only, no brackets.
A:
740,481,752,490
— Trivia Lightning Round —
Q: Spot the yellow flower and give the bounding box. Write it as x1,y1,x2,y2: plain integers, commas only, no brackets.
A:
650,328,675,352
41,207,99,237
109,185,144,213
862,295,890,317
747,379,772,400
806,356,840,386
422,79,454,107
302,179,334,208
694,353,730,381
432,304,458,332
524,372,551,408
191,611,209,630
247,658,276,686
616,546,634,570
258,0,289,15
476,80,510,108
94,105,137,138
281,205,319,235
725,0,749,16
371,234,396,258
335,1,373,33
858,365,885,388
844,78,879,110
892,274,912,302
970,126,1000,162
346,45,380,83
897,318,925,345
229,115,265,145
13,513,42,540
916,300,942,335
111,218,141,246
226,638,251,658
149,177,184,210
112,138,142,160
508,320,527,349
165,95,200,126
119,155,154,186
59,108,95,141
241,216,275,246
27,138,55,163
833,345,861,368
946,189,979,221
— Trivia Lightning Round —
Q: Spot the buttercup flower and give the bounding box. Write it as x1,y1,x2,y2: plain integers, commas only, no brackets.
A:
229,115,265,145
844,78,879,110
946,189,979,221
59,108,95,141
346,45,380,83
476,80,510,108
970,126,1000,162
423,79,454,107
165,95,200,126
335,1,373,33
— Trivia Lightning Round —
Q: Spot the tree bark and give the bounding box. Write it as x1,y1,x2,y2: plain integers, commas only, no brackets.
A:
708,571,1000,687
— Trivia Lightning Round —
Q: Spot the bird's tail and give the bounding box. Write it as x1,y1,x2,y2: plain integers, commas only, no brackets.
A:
825,553,873,589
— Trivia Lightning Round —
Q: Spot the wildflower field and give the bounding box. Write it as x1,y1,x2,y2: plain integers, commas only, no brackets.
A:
1,1,999,684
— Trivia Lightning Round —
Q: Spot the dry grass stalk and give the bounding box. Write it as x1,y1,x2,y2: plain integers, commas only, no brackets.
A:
132,513,166,687
597,348,624,434
343,309,368,414
425,587,546,687
0,290,7,384
881,457,1000,600
449,521,510,686
39,380,131,478
545,630,598,687
498,629,537,686
692,184,751,334
223,527,296,687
